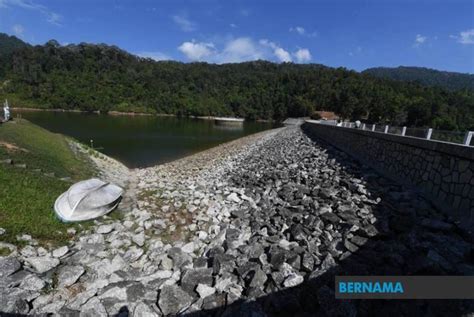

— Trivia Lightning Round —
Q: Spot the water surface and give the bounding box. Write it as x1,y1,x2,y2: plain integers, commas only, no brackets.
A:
18,111,277,168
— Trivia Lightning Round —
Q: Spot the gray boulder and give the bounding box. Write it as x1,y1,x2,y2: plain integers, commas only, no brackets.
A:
0,257,21,277
25,256,60,274
158,284,193,315
57,265,85,287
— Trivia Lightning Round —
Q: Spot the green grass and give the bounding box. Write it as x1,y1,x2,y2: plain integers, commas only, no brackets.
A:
0,119,96,247
0,119,92,179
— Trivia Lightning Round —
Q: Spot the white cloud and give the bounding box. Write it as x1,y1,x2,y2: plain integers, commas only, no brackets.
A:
1,0,62,25
178,41,215,61
177,37,311,64
218,37,263,63
172,14,196,32
47,12,61,25
451,29,474,44
137,51,171,61
230,23,237,28
290,26,317,37
413,34,427,47
293,48,312,62
289,26,305,35
12,24,24,36
260,39,292,62
274,47,292,62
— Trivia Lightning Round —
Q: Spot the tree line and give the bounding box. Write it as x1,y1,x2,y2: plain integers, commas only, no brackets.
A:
0,36,473,131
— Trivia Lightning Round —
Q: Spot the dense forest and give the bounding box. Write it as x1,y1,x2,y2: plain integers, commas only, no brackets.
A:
0,33,473,131
363,66,474,92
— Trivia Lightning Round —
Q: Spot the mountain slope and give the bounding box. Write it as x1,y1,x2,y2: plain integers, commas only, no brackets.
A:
363,66,474,91
0,33,473,130
0,33,29,56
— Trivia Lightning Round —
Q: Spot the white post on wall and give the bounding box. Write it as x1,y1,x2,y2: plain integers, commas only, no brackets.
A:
384,125,389,134
362,123,366,130
401,126,407,136
372,124,376,131
463,131,473,146
426,128,433,140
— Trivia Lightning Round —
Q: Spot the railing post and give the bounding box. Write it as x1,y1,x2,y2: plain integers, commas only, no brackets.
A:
372,124,376,131
401,126,407,136
362,123,366,130
384,125,389,134
463,131,473,146
426,128,433,140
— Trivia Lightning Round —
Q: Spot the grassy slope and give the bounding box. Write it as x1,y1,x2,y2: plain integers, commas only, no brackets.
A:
0,119,95,246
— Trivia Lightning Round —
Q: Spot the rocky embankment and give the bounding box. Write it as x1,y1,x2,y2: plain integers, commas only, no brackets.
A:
1,126,473,316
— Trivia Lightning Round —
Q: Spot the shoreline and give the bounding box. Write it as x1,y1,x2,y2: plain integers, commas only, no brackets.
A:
12,107,277,122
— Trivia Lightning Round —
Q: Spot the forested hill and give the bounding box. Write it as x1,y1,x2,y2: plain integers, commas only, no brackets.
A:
0,33,473,131
363,66,474,91
0,33,29,56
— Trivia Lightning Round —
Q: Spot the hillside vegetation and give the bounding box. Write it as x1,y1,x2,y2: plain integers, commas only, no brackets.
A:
0,33,473,131
0,120,95,246
363,66,474,92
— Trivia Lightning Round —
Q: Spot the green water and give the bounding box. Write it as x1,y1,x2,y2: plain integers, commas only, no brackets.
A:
18,111,277,168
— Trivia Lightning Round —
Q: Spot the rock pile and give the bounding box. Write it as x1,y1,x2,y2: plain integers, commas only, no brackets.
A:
0,126,472,316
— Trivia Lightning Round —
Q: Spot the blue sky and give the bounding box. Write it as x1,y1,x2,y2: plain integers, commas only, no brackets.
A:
1,0,473,73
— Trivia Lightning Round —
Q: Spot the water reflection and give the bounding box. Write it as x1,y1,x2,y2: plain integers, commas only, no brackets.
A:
18,111,278,168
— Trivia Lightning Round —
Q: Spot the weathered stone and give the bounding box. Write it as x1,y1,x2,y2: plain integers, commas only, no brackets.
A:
132,232,146,247
158,285,193,315
227,193,241,203
133,301,160,317
97,224,114,234
249,268,267,289
123,246,144,263
19,274,46,291
301,253,314,272
196,283,216,298
168,247,192,268
344,239,359,253
25,256,60,274
80,297,107,317
52,246,69,258
0,257,21,278
283,273,304,288
58,265,85,287
350,235,368,246
181,241,195,253
181,268,213,293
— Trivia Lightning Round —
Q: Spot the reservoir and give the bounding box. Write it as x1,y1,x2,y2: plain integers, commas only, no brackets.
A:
18,111,277,168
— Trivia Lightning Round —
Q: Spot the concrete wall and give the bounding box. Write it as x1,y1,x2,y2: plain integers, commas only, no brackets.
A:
302,122,474,223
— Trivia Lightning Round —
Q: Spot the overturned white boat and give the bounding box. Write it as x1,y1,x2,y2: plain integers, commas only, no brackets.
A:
54,178,123,222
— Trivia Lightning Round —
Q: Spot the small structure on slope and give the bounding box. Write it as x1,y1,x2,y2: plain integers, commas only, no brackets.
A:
54,178,123,222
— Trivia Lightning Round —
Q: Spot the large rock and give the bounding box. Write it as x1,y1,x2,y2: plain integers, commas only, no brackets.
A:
0,257,21,277
97,224,114,234
181,268,213,294
196,283,216,298
80,296,107,317
134,301,160,317
52,246,69,258
283,273,304,288
158,285,193,315
19,274,46,291
25,256,60,274
57,265,85,287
